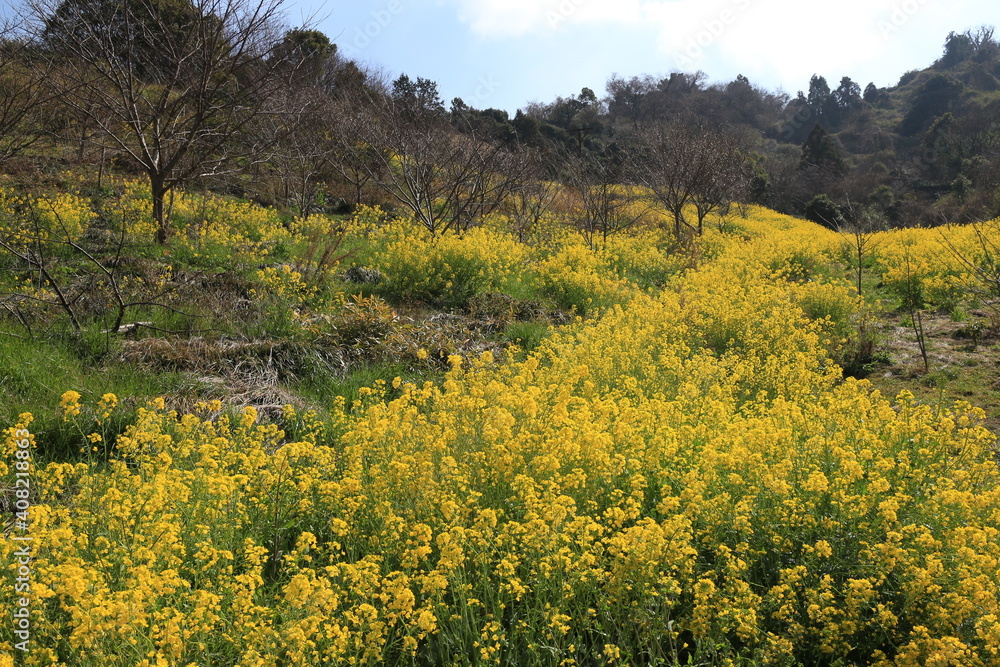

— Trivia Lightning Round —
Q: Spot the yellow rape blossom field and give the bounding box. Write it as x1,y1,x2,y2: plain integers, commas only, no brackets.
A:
2,181,1000,666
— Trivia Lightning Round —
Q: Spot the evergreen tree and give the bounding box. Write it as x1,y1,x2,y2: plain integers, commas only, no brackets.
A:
804,194,844,228
900,73,963,136
800,123,847,175
392,74,444,116
44,0,203,82
272,29,336,87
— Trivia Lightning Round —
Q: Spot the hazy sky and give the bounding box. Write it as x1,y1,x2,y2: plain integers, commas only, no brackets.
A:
290,0,997,113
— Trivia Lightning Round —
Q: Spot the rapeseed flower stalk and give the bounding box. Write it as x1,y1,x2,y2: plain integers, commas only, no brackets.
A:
3,205,1000,666
368,221,530,307
59,390,82,420
96,393,118,424
33,192,96,242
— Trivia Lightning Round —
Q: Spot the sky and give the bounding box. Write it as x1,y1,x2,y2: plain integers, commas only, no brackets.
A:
289,0,996,114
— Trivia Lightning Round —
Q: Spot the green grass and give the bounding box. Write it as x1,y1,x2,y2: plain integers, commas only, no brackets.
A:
293,360,418,411
871,353,1000,431
502,320,553,356
0,329,195,460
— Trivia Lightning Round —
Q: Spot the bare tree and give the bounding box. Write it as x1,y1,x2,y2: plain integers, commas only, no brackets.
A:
256,86,334,218
350,102,533,237
567,155,650,250
327,102,386,207
839,203,885,297
317,63,392,207
249,28,346,217
605,74,654,130
503,151,559,243
636,122,750,240
29,0,302,243
439,135,534,234
0,18,56,163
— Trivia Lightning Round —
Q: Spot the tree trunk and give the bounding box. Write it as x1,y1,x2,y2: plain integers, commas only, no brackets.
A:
97,144,106,189
78,125,88,163
151,175,169,244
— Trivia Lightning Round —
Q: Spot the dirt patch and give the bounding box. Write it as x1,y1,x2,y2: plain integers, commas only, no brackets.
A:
865,308,1000,435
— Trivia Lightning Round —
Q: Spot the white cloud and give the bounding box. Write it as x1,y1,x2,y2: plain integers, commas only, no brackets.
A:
449,0,904,60
445,0,989,94
451,0,545,37
641,0,889,75
638,0,975,88
450,0,643,38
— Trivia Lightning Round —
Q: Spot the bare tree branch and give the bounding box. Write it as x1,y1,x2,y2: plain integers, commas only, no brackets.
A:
346,100,534,237
28,0,301,242
635,121,750,240
0,15,58,163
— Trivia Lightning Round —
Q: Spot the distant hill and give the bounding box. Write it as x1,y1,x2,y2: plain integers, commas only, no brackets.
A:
496,26,1000,227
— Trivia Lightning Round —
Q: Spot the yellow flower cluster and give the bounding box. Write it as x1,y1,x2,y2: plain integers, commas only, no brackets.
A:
0,177,295,256
111,178,157,240
59,390,82,420
33,193,96,243
0,188,95,245
597,230,686,287
3,204,1000,666
870,221,999,310
342,204,394,237
168,190,292,258
251,265,316,304
370,221,530,306
535,242,638,314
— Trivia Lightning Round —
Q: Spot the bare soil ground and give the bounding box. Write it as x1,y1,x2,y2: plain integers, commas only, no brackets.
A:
865,307,1000,437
